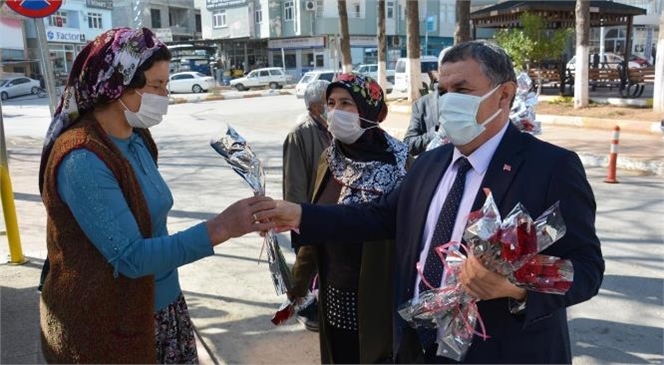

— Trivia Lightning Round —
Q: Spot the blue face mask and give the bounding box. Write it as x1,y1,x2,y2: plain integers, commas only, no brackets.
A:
438,85,502,145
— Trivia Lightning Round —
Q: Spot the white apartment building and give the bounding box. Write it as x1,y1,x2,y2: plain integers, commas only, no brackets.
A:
194,0,468,79
0,0,113,81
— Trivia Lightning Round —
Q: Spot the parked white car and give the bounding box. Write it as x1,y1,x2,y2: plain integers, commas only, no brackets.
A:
168,72,215,94
294,70,339,98
566,53,642,70
230,67,290,91
0,76,41,101
354,64,396,82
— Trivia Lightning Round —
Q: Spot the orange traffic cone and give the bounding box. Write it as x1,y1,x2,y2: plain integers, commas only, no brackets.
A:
604,126,620,184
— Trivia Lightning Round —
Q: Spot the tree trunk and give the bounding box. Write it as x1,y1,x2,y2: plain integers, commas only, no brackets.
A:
455,0,471,44
377,0,388,91
653,11,664,113
337,0,353,73
574,0,590,109
406,0,421,102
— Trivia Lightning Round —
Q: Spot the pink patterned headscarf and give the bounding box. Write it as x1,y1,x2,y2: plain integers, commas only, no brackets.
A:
42,27,167,148
39,27,167,192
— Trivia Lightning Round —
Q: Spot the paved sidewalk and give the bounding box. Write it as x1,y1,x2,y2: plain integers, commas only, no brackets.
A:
1,95,662,365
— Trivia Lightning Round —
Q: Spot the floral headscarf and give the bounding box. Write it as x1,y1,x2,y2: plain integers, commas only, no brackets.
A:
326,72,388,123
42,27,167,152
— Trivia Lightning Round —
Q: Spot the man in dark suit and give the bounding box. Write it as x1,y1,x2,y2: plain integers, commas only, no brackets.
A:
261,41,604,364
403,47,451,156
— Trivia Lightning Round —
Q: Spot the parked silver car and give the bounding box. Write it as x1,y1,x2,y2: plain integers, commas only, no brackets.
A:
0,76,41,101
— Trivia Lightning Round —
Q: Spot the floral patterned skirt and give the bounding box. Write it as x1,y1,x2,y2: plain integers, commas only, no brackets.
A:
154,293,199,364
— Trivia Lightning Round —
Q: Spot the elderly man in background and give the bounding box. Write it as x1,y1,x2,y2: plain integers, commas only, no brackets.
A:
403,47,452,156
282,79,332,332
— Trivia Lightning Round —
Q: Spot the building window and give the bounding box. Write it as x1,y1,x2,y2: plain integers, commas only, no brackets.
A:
195,14,202,32
284,1,294,21
48,11,67,27
386,1,394,19
87,12,103,29
151,9,161,28
352,2,361,18
255,7,262,24
213,10,227,28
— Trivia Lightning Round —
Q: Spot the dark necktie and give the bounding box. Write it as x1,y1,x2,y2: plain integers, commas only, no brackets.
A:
417,157,473,350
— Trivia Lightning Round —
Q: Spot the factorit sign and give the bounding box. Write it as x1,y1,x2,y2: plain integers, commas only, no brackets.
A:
206,0,248,10
47,29,85,43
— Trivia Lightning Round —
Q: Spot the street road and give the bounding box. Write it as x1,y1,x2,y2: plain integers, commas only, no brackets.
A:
1,95,663,364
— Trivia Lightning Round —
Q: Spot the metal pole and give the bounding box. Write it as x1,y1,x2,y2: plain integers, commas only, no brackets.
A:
281,47,286,74
0,99,27,265
34,18,58,117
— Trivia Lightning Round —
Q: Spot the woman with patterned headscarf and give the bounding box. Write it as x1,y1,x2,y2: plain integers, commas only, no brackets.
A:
38,28,275,364
288,72,411,363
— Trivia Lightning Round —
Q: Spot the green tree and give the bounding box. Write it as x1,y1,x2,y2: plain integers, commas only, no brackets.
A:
494,12,572,94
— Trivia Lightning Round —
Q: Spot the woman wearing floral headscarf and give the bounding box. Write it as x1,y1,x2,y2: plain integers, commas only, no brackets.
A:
38,28,275,364
289,73,410,363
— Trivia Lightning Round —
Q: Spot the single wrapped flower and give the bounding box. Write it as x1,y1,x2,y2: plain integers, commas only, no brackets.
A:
512,254,574,294
509,72,541,135
211,126,293,295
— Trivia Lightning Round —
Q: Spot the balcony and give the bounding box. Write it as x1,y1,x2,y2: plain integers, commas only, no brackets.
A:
170,25,192,35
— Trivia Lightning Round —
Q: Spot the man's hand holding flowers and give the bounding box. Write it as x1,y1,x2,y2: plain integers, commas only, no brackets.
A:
459,255,527,301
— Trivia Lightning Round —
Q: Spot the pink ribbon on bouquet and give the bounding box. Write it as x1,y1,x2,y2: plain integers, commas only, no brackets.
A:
416,241,489,341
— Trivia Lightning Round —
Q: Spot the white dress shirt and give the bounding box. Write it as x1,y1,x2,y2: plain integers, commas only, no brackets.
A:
413,121,510,299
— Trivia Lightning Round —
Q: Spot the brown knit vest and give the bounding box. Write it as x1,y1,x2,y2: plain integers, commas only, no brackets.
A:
40,117,159,364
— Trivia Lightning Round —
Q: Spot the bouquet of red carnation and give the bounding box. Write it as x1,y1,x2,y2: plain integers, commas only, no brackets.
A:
398,190,573,361
464,189,573,293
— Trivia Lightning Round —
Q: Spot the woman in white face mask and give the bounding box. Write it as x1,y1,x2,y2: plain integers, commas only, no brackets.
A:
38,27,275,364
289,72,412,364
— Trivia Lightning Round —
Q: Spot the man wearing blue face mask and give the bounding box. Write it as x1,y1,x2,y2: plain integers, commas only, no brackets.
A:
263,40,604,364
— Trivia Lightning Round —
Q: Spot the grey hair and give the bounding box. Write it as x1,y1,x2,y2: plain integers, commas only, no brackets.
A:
304,80,330,109
441,40,517,86
438,46,453,66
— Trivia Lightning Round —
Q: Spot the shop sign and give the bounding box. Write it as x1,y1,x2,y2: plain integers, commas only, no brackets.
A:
85,0,113,10
5,0,63,18
268,36,325,50
349,36,377,48
46,27,85,43
206,0,248,10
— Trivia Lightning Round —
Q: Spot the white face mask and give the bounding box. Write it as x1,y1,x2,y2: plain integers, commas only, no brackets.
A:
327,109,378,144
120,91,169,129
438,85,502,146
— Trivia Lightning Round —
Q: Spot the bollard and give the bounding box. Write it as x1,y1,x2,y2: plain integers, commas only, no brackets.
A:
604,125,620,184
0,102,28,264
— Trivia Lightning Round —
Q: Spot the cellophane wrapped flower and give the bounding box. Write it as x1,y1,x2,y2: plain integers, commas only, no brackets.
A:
211,126,294,296
398,245,485,362
271,290,316,325
426,129,451,152
512,254,573,294
509,72,541,135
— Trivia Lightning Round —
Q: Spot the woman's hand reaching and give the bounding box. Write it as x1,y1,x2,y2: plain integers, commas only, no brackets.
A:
206,196,277,246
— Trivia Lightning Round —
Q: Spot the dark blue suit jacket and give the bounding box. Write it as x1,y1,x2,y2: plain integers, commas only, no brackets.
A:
296,123,604,364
